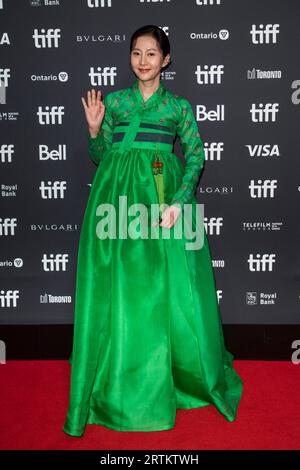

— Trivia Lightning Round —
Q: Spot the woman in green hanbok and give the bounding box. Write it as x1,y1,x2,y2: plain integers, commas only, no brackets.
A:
63,25,243,437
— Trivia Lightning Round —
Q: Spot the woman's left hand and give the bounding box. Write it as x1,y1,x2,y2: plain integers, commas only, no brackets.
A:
154,205,182,229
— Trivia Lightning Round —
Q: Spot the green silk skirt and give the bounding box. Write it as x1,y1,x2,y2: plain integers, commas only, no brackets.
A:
63,145,243,436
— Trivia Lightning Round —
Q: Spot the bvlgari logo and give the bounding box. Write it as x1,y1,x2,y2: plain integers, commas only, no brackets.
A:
76,34,126,43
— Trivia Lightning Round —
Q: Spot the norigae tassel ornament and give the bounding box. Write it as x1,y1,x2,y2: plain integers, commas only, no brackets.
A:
152,153,165,216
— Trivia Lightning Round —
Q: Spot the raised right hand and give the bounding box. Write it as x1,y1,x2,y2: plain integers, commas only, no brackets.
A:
81,89,106,137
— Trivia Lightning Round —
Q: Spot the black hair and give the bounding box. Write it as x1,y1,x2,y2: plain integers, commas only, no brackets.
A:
130,25,171,70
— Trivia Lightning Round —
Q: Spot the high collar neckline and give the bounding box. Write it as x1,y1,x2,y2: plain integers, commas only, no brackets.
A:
131,78,165,108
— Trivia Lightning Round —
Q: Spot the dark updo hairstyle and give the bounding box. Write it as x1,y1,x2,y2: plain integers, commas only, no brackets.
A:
130,25,171,70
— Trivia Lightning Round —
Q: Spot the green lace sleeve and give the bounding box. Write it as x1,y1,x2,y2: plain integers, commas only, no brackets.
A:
87,92,114,165
170,98,205,208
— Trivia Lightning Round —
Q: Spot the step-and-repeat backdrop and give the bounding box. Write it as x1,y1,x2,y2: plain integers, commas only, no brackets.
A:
0,0,299,325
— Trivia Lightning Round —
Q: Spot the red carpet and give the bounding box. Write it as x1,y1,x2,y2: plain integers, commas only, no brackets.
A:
0,360,299,450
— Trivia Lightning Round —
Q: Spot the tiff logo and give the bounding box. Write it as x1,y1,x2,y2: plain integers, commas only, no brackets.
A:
216,290,222,302
0,218,17,236
250,103,279,122
248,254,276,272
250,24,280,44
32,28,61,48
205,142,224,161
195,65,224,84
37,106,65,124
249,179,277,198
0,144,14,162
39,181,67,199
0,290,19,307
87,0,112,6
42,254,69,271
0,68,10,87
204,217,223,235
89,66,117,86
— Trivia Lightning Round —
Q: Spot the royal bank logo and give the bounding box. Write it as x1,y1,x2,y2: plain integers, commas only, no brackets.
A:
195,65,224,85
246,292,257,305
246,291,277,305
250,24,280,44
1,184,18,198
89,66,117,86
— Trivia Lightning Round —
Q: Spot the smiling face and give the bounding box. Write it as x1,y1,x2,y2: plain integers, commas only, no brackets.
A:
130,35,170,82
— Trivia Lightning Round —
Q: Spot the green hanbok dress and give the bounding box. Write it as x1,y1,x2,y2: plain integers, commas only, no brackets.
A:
63,78,243,437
